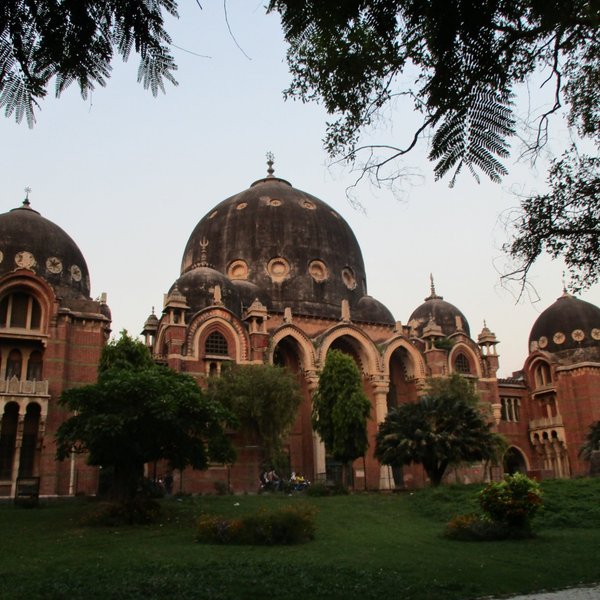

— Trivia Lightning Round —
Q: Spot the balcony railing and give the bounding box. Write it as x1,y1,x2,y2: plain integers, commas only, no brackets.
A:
0,378,49,395
529,415,564,430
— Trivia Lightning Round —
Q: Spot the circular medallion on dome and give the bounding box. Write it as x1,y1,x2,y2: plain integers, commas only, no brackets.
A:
553,332,566,344
269,198,282,206
15,251,35,269
267,257,290,282
538,336,548,348
228,259,249,280
592,328,600,341
303,199,316,210
46,257,63,274
209,210,218,219
0,250,3,264
236,202,247,210
342,267,357,290
309,260,328,282
572,329,585,342
70,265,82,282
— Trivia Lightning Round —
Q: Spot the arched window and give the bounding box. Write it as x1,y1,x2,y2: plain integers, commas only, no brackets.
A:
6,349,23,379
0,292,42,330
454,352,471,374
205,331,228,356
27,351,43,381
534,362,552,387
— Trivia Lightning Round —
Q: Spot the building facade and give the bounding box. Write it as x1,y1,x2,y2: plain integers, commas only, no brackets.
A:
1,166,599,496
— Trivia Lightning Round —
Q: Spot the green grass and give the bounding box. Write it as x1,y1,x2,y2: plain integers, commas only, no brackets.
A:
1,478,599,599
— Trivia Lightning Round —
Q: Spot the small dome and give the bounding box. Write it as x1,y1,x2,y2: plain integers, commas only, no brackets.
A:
354,295,395,325
171,267,241,317
408,277,470,338
529,292,600,354
180,164,367,319
231,279,271,310
0,200,91,300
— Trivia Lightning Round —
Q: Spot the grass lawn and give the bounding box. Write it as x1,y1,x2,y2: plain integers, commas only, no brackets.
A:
1,478,599,599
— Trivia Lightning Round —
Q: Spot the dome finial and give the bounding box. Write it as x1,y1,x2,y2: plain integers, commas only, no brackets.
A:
266,151,275,177
199,237,209,267
425,273,443,301
23,186,32,207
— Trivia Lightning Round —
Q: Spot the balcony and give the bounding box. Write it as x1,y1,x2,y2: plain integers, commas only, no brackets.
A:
0,377,49,396
529,415,564,430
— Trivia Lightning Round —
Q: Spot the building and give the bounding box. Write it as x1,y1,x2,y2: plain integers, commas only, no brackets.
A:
1,164,599,496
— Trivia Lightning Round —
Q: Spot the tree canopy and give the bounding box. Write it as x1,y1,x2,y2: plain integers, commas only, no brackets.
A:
207,363,302,469
375,374,504,486
579,420,600,461
268,0,600,289
312,349,371,467
55,332,234,501
1,0,179,126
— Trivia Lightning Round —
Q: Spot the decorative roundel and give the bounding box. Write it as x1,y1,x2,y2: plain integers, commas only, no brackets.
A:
572,329,585,342
592,328,600,341
227,259,249,280
309,260,328,282
236,202,247,210
0,250,3,264
538,336,548,349
553,332,566,344
70,265,82,282
303,199,316,210
267,257,290,282
15,251,35,269
209,210,218,219
46,256,63,274
342,266,357,290
269,198,282,207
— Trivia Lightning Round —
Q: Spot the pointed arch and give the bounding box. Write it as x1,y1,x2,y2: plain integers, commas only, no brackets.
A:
269,324,317,372
449,343,482,377
381,336,426,380
317,324,381,375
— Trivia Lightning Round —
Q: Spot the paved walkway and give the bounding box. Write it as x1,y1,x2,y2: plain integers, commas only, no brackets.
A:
499,584,600,599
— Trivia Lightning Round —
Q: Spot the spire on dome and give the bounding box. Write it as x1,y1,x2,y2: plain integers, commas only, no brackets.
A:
425,273,443,301
23,186,32,208
199,237,209,267
266,151,275,177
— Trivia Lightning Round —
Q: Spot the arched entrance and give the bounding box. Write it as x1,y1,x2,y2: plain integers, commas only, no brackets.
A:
504,447,527,475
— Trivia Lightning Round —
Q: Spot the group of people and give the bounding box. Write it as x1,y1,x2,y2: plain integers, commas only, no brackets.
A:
259,469,310,493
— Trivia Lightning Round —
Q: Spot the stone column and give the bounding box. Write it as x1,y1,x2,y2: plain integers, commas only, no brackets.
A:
305,372,326,483
10,408,25,497
372,379,393,490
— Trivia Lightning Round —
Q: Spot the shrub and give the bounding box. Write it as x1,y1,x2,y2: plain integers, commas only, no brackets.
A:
478,473,543,529
444,513,534,541
80,499,163,526
196,504,317,545
305,482,348,497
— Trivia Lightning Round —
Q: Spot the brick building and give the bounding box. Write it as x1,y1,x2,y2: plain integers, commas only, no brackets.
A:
1,164,598,496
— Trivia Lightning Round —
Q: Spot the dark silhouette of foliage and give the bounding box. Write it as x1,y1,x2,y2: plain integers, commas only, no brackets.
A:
55,332,234,502
269,1,600,288
579,420,600,461
375,374,504,486
1,0,179,126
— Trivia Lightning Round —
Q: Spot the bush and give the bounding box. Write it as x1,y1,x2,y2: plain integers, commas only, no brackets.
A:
444,513,535,541
197,504,317,545
305,482,348,497
80,499,163,526
478,473,543,529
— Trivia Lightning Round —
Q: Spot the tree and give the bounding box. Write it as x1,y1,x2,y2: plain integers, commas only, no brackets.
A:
579,420,600,461
268,1,600,288
1,0,179,126
55,332,235,502
375,374,503,486
312,349,371,483
207,363,302,470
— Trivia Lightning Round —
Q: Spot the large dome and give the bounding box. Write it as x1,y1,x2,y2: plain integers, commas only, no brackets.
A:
0,200,91,300
181,170,371,320
529,292,600,355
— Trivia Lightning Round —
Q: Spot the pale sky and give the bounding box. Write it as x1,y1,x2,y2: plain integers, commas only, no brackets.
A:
1,2,597,378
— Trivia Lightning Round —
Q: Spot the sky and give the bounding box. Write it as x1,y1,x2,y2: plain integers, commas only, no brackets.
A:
1,2,597,378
